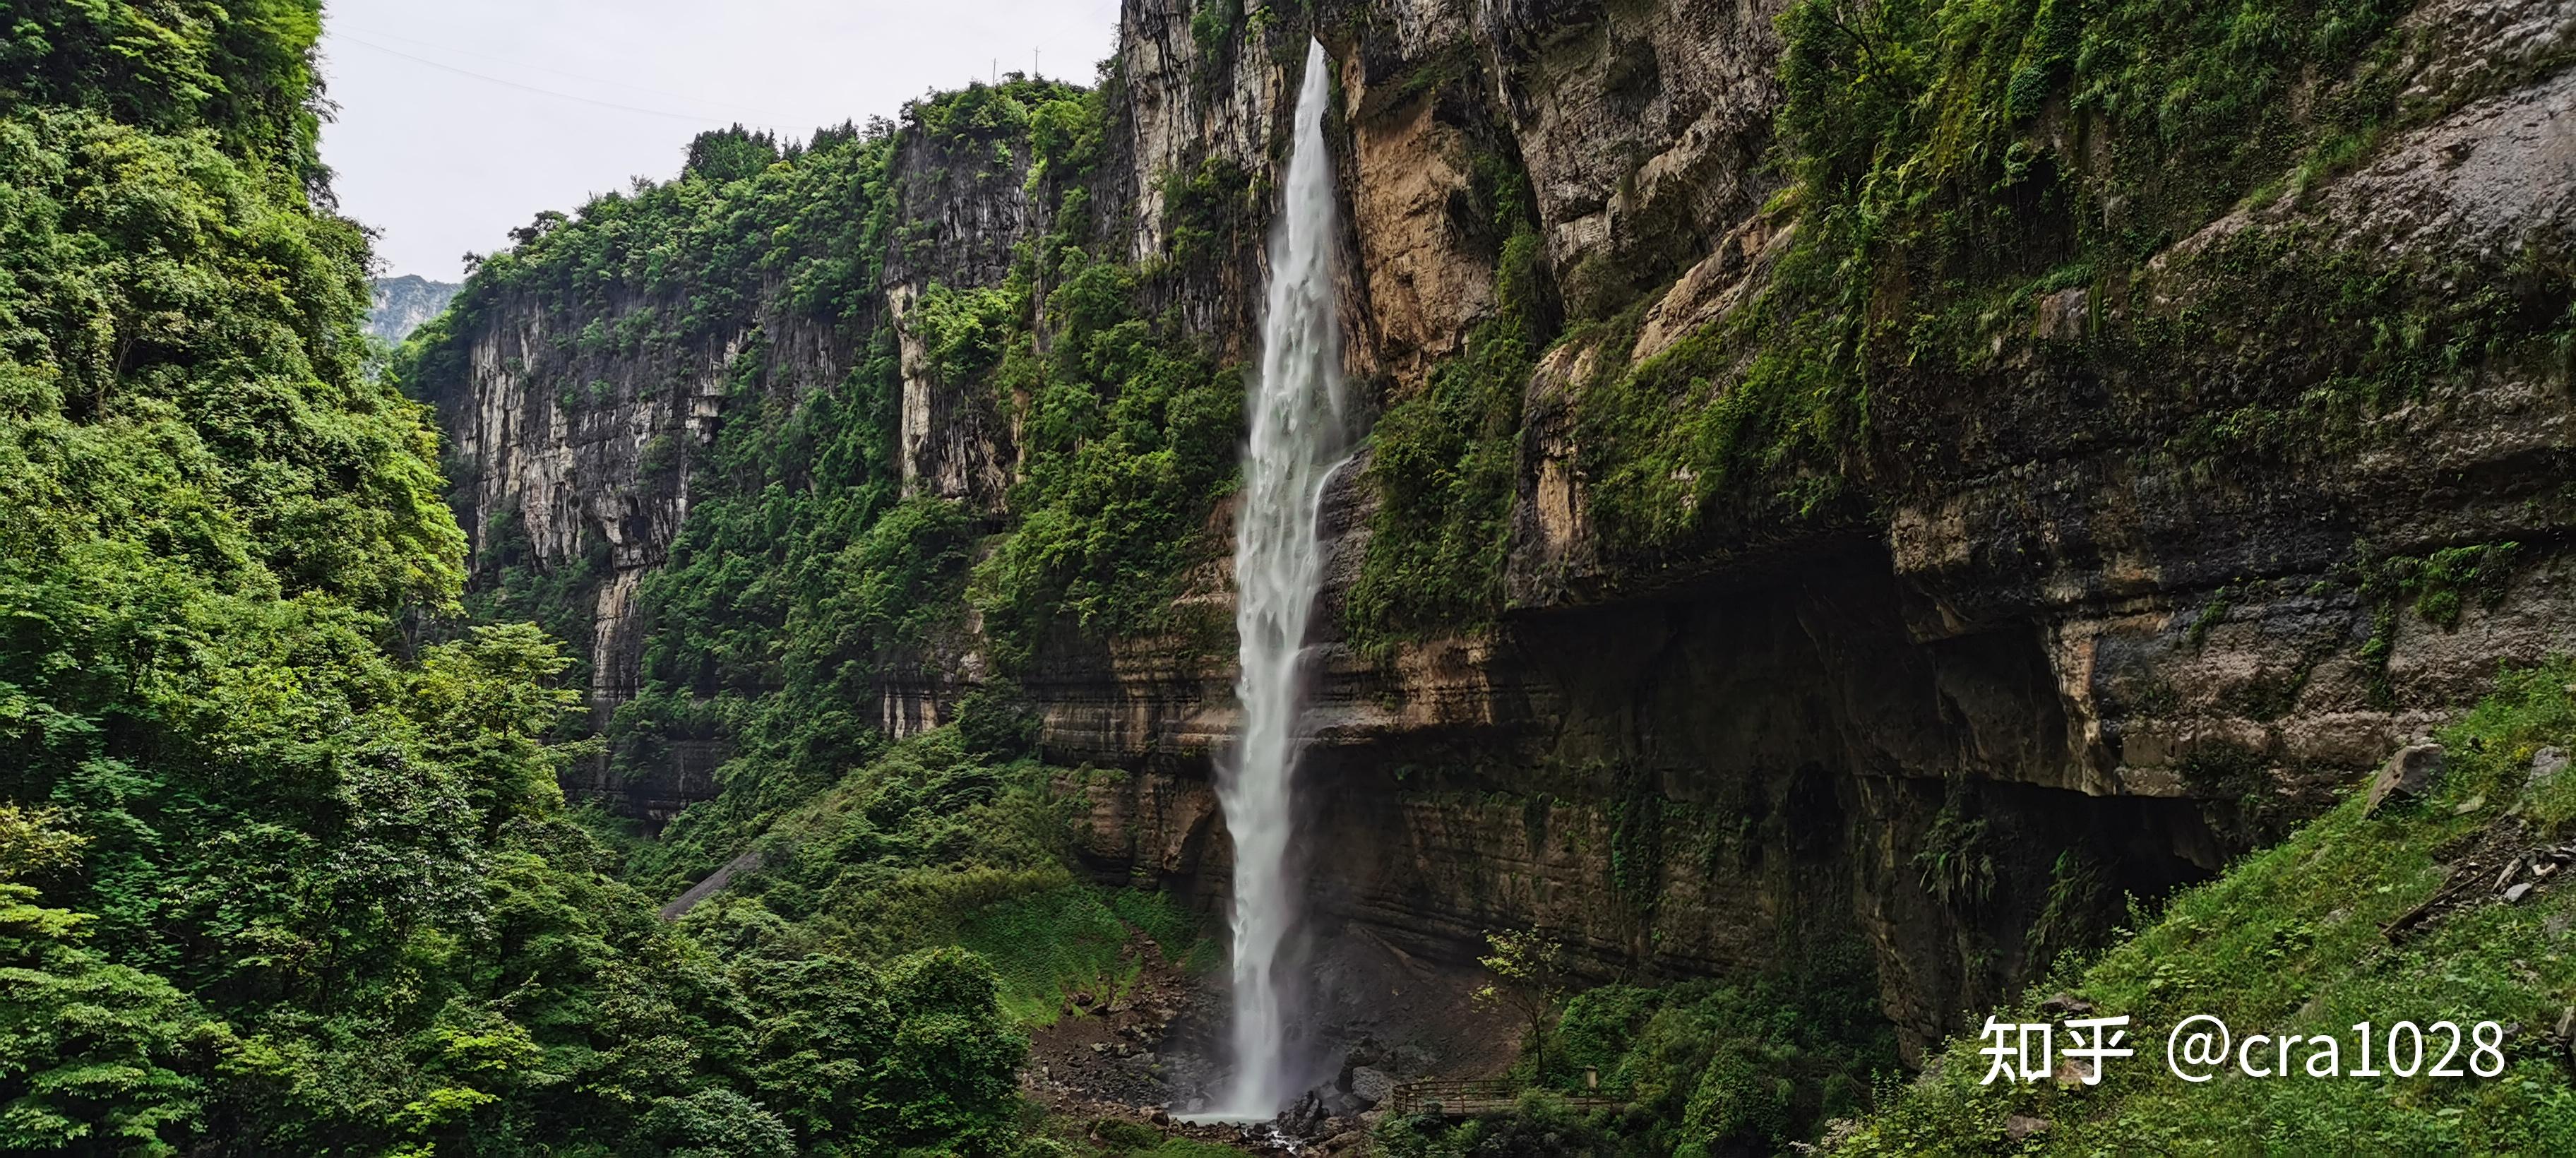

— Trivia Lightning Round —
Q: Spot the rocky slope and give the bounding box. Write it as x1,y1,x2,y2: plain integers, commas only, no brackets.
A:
414,0,2576,1062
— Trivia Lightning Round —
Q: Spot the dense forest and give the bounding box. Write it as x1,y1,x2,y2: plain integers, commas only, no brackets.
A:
0,4,1039,1154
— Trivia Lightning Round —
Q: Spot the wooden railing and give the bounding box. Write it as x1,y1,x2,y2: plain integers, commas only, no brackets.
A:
1385,1078,1625,1118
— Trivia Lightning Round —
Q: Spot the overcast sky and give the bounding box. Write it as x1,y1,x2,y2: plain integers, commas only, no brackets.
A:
318,1,1123,280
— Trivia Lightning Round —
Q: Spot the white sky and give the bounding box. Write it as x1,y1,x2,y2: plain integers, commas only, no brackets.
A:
318,1,1123,280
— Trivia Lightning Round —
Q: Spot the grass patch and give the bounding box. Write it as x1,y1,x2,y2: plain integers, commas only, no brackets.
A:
664,729,1215,1026
958,883,1216,1025
1844,659,2576,1152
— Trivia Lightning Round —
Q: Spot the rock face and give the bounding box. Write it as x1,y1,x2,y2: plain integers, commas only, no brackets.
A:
422,0,2576,1060
423,282,750,814
2534,747,2570,792
882,117,1040,511
1034,0,2576,1060
366,275,459,343
415,117,1041,816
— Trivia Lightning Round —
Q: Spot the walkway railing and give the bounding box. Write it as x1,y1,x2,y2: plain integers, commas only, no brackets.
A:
1385,1078,1626,1118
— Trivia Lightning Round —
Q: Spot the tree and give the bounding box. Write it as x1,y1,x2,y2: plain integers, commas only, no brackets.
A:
684,125,782,183
0,806,220,1152
1474,929,1572,1076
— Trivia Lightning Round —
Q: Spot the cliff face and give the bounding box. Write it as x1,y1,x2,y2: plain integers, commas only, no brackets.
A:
368,275,460,342
422,0,2576,1058
428,282,751,812
1044,0,2576,1058
417,114,1055,813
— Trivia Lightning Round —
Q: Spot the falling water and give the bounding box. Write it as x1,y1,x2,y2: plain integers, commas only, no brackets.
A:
1212,37,1349,1118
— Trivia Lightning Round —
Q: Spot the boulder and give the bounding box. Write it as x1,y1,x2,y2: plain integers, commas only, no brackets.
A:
2367,742,2446,814
2037,993,2094,1017
1283,1091,1330,1138
1347,1066,1395,1106
2532,746,2569,792
1320,1088,1368,1117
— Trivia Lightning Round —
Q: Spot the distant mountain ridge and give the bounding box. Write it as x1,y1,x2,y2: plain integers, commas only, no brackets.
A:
367,274,459,342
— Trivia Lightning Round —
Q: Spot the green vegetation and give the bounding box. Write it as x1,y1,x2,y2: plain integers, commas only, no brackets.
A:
40,0,2569,1153
969,117,1249,663
1346,150,1551,647
1473,930,1575,1073
1378,938,1898,1156
2375,543,2522,631
1847,660,2576,1152
0,6,1036,1152
1916,794,2003,909
2186,585,2236,650
611,328,958,883
671,729,1212,1026
1338,0,2571,645
1376,1094,1635,1158
1154,156,1265,275
375,59,1238,1157
463,504,612,701
1606,768,1670,918
2354,541,2522,700
970,249,1243,664
1189,0,1248,86
683,124,785,183
0,0,327,174
388,73,1239,896
1554,0,2575,563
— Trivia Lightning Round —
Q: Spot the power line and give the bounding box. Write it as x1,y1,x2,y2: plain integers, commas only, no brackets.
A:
339,25,811,126
333,35,801,133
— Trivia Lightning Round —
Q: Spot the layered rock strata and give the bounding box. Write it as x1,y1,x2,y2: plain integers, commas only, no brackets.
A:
425,0,2576,1055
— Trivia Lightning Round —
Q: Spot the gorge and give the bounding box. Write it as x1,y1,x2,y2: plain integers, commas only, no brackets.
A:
13,0,2568,1151
413,0,2576,1057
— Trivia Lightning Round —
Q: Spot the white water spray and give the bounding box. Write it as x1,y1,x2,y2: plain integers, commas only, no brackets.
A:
1212,38,1350,1118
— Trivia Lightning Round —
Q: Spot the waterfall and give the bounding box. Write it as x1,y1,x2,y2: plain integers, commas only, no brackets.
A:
1212,37,1349,1118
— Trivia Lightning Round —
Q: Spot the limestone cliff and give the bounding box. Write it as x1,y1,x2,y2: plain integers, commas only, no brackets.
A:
1050,0,2576,1058
414,0,2576,1060
367,274,460,343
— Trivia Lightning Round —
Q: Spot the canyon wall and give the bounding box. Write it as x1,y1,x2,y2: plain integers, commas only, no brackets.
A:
419,0,2576,1057
1044,0,2576,1057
